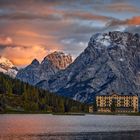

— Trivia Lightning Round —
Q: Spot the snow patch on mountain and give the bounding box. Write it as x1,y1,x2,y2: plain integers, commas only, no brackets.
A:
0,56,14,69
96,34,111,47
0,56,18,77
7,69,18,78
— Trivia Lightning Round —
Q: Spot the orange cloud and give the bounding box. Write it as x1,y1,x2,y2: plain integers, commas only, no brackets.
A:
106,3,140,13
108,16,140,27
1,45,58,66
0,23,64,66
126,16,140,25
62,11,111,22
16,30,55,40
0,36,13,45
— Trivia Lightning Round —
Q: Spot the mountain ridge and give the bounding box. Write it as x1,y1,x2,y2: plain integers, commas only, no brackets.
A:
37,31,140,103
16,51,72,85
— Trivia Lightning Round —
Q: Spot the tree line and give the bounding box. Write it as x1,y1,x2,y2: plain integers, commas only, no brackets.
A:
0,73,88,113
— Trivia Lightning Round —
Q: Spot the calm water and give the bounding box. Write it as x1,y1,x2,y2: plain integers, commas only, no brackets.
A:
0,114,140,140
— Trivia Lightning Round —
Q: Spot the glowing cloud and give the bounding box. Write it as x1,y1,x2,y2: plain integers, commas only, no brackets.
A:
126,16,140,25
0,0,140,67
0,36,13,45
1,45,57,66
108,16,140,27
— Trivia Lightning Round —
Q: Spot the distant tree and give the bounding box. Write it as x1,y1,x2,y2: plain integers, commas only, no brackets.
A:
93,100,97,112
0,73,88,113
0,94,6,111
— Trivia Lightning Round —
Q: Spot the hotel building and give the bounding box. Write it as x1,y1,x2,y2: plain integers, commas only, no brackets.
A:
96,92,139,113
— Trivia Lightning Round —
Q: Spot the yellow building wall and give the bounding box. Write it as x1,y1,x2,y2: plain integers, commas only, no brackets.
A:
96,94,139,113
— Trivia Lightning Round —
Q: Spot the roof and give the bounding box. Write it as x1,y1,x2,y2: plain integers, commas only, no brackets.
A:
96,92,138,96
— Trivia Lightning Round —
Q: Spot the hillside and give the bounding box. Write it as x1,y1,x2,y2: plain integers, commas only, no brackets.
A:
16,51,72,85
0,73,87,113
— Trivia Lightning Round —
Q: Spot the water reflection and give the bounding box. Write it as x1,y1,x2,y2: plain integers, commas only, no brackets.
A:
1,132,140,140
0,114,140,140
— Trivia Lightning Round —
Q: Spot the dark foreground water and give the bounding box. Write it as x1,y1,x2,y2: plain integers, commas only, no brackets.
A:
0,114,140,140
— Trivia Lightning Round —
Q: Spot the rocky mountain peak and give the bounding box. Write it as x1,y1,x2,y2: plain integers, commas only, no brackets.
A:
37,31,140,103
16,51,72,85
31,59,40,66
43,51,72,69
16,31,140,103
90,31,140,49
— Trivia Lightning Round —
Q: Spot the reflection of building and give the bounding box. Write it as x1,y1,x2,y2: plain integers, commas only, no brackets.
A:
96,92,139,113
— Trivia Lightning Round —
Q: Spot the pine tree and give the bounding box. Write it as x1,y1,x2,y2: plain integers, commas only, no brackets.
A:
111,100,116,112
0,73,88,113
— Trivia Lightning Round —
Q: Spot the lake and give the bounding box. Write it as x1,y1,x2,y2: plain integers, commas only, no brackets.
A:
0,114,140,140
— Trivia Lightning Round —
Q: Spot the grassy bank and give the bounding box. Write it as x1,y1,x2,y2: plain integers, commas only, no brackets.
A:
52,112,85,115
1,108,86,115
1,110,140,116
1,111,86,115
88,112,140,116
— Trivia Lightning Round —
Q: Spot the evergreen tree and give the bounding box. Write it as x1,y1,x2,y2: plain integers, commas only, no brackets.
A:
0,73,88,113
111,100,116,112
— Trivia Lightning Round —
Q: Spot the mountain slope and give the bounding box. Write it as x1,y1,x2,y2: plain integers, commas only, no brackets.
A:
45,51,72,69
16,51,72,85
37,31,140,103
0,73,87,113
0,56,18,77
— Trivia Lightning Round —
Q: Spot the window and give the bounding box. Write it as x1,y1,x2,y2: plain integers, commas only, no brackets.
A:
120,99,124,107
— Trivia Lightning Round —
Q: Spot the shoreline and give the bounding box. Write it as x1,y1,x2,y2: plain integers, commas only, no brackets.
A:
1,110,140,116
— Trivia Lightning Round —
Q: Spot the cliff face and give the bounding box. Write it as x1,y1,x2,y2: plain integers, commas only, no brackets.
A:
16,52,72,85
37,31,140,103
44,51,72,70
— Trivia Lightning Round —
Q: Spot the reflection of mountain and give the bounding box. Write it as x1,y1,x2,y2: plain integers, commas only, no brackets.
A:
0,56,18,77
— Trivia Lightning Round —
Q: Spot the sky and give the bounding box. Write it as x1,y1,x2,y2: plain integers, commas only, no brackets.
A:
0,0,140,66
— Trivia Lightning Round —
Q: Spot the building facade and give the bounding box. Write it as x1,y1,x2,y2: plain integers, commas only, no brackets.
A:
89,106,94,113
96,92,139,113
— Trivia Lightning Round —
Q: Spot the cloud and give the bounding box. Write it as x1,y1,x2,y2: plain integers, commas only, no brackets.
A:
106,3,139,13
124,25,140,33
16,31,55,39
95,2,140,13
0,0,140,67
0,44,58,66
126,16,140,25
61,39,88,58
0,36,13,45
0,11,62,21
62,11,113,22
0,9,112,24
107,16,140,27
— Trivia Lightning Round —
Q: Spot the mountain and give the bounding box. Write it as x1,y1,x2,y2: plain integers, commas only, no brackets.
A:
37,31,140,103
0,56,18,77
45,51,72,69
16,51,72,85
